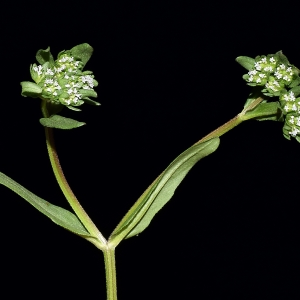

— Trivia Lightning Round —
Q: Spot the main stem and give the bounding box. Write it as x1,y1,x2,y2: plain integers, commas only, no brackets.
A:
103,246,117,300
41,101,106,247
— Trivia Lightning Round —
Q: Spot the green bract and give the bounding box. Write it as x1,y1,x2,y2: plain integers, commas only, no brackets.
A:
236,51,300,142
21,44,100,110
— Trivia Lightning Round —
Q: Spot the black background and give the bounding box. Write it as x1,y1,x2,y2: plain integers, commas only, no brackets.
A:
1,1,300,299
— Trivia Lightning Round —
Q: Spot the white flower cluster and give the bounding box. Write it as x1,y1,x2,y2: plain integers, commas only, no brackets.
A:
280,90,300,138
31,53,97,107
281,91,298,113
247,56,277,86
241,53,300,141
286,115,300,137
245,56,295,94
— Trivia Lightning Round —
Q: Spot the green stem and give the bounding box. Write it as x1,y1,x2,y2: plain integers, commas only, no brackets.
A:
103,246,117,300
196,97,263,144
41,100,106,247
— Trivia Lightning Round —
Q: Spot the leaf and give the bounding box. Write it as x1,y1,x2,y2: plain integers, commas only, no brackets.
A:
40,115,85,129
276,50,289,65
242,102,282,122
82,97,101,106
108,138,220,246
20,81,42,98
291,85,300,97
36,47,55,66
71,43,93,68
289,77,300,89
66,106,82,112
0,172,90,237
236,56,255,71
80,89,98,98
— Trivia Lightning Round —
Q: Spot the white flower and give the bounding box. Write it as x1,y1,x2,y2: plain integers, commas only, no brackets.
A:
279,64,286,70
270,57,275,63
255,62,261,70
33,65,43,76
46,68,54,75
248,70,257,75
289,127,299,136
264,66,273,72
45,79,53,85
274,71,282,79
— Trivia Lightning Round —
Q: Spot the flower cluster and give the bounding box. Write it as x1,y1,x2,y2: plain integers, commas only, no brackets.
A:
243,55,297,95
30,52,98,109
239,52,300,141
279,89,300,139
21,44,99,112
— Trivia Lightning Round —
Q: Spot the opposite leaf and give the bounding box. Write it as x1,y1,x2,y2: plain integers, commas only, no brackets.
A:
40,115,85,129
0,172,90,237
109,138,220,246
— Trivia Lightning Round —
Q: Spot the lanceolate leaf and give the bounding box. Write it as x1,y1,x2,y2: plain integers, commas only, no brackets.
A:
40,115,85,129
109,138,220,246
0,172,91,237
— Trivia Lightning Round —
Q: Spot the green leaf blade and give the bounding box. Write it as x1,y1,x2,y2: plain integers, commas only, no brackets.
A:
236,56,255,71
109,138,220,246
36,47,55,66
20,81,42,98
71,43,93,68
0,172,91,237
40,115,85,129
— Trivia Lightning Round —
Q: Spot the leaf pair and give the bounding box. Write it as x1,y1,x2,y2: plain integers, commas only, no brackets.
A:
0,138,220,249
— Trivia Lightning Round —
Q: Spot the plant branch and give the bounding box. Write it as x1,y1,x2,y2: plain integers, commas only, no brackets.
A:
196,97,264,144
41,100,107,247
